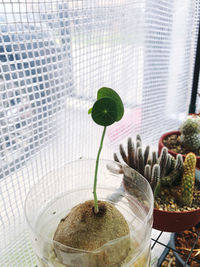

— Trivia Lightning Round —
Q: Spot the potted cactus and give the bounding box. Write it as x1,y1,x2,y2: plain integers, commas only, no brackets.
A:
114,135,200,232
158,116,200,169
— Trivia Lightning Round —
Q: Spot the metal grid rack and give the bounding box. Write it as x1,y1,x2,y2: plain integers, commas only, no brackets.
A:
152,225,200,266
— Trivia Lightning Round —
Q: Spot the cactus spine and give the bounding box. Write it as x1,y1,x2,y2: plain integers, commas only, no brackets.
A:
180,152,196,206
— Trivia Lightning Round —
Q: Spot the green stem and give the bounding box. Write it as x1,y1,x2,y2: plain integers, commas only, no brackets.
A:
93,126,107,214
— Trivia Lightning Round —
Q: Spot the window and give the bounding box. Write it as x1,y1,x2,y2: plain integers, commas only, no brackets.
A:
0,1,73,179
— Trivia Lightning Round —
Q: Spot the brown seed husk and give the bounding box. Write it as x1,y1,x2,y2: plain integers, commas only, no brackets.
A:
53,200,131,266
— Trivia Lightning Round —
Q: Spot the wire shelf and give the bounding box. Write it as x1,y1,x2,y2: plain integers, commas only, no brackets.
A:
152,224,200,266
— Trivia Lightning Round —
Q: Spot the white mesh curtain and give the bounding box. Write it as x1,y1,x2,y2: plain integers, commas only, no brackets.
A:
0,0,199,266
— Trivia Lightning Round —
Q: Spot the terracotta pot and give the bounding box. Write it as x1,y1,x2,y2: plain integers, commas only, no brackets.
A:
158,130,200,169
153,131,200,232
189,113,200,118
153,207,200,232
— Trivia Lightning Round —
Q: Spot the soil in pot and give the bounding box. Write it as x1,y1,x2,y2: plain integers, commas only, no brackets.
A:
174,223,200,266
154,183,200,212
163,133,200,157
53,200,131,266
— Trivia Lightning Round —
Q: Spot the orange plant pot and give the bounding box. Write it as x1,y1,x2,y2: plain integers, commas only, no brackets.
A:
158,130,200,169
153,131,200,232
153,207,200,232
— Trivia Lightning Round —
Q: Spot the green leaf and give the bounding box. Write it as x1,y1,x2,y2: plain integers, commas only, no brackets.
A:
88,107,92,114
97,87,124,121
91,97,118,126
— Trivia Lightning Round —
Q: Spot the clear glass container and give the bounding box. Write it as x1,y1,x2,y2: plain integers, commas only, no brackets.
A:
24,159,153,266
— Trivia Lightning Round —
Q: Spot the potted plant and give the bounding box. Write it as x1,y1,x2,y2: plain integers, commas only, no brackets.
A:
114,135,200,232
158,116,200,169
25,88,154,266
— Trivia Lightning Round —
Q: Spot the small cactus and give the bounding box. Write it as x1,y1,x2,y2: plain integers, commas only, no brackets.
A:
127,137,135,168
119,144,128,164
180,117,200,152
160,154,183,187
113,136,159,185
158,147,168,177
180,133,200,152
165,154,176,175
137,147,144,175
144,164,151,183
151,164,161,197
151,151,158,167
180,152,197,206
180,117,200,135
144,145,150,165
113,135,198,212
113,136,183,194
172,154,184,186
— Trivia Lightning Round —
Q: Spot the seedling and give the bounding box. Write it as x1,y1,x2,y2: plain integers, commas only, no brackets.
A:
88,87,124,213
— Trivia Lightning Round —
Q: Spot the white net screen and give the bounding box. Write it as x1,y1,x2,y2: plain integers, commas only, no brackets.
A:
0,0,199,266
